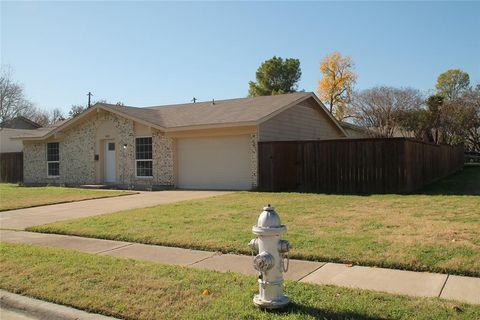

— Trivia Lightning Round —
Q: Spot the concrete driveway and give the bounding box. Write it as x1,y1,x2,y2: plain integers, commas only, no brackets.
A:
0,190,231,230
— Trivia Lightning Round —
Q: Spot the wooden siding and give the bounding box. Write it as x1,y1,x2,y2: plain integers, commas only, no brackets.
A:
258,138,464,194
343,127,371,138
258,99,344,141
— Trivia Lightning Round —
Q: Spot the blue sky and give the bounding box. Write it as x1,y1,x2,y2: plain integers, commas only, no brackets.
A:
1,1,479,114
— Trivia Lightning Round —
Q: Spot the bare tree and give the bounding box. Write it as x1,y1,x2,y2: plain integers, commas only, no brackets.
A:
68,105,86,118
68,99,118,118
68,98,119,119
350,86,424,137
25,107,65,126
395,107,430,141
51,108,65,123
393,85,479,149
440,85,480,150
0,69,35,123
29,108,51,126
464,85,480,151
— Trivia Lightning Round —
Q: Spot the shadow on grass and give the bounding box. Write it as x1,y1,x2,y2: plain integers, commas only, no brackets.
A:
265,302,388,320
415,163,480,196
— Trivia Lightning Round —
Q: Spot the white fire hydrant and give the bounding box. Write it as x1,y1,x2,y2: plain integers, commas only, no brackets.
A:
248,204,291,309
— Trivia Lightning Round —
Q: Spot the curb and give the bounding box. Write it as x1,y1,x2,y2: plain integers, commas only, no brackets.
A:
0,290,120,320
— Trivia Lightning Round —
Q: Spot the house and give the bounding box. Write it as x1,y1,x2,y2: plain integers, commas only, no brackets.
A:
340,122,373,139
1,128,33,153
0,117,42,153
15,92,347,190
0,116,41,130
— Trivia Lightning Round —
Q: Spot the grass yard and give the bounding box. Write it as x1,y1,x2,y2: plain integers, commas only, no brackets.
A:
29,165,480,276
1,243,479,320
0,184,136,211
422,163,480,195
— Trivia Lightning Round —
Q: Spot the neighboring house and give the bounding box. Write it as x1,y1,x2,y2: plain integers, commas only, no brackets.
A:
1,128,39,153
341,122,416,139
340,122,373,139
15,92,347,190
0,117,42,153
0,116,41,130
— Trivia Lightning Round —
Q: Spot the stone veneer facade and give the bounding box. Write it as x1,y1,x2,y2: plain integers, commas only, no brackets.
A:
250,133,258,188
23,110,257,190
23,111,175,189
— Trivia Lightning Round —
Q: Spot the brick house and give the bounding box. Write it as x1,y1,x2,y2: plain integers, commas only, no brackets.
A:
15,92,347,190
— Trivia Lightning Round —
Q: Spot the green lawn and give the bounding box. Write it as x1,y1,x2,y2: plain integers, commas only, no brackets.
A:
1,243,478,320
0,184,136,211
422,163,480,195
29,165,480,276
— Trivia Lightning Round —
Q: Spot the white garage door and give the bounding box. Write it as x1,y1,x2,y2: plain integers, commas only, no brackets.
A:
177,135,252,190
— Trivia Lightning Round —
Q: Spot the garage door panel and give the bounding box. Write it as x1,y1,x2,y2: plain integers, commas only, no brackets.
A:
177,135,251,190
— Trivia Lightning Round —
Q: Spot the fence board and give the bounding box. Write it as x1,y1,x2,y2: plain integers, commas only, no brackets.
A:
258,138,464,194
0,152,23,183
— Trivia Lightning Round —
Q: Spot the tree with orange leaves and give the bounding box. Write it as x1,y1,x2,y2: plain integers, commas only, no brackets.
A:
317,52,357,120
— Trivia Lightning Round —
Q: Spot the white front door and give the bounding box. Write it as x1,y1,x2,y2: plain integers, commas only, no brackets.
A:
104,141,116,183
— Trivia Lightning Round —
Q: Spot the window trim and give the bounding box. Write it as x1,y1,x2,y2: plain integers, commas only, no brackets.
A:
46,142,60,178
135,136,153,178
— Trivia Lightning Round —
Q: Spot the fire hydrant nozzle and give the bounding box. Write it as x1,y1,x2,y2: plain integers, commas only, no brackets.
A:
249,205,290,309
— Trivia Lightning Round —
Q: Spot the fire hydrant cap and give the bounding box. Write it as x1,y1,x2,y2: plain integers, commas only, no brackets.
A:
253,204,287,235
257,205,281,228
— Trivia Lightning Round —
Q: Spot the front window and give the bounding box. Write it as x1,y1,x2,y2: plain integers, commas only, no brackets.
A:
135,137,152,177
47,142,60,177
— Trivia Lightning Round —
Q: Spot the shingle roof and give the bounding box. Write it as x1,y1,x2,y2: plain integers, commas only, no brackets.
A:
102,92,311,129
17,92,343,140
10,120,69,139
0,116,41,129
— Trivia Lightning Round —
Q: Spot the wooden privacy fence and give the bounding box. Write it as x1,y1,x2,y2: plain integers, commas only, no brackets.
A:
0,152,23,183
258,138,464,194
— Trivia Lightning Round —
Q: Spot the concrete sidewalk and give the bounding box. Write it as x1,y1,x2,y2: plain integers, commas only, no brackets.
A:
1,230,479,305
0,190,230,230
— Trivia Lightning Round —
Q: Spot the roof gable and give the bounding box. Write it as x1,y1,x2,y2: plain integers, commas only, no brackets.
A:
0,116,41,129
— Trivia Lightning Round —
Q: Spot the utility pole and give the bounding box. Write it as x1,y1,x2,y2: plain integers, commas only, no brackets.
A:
87,92,93,108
